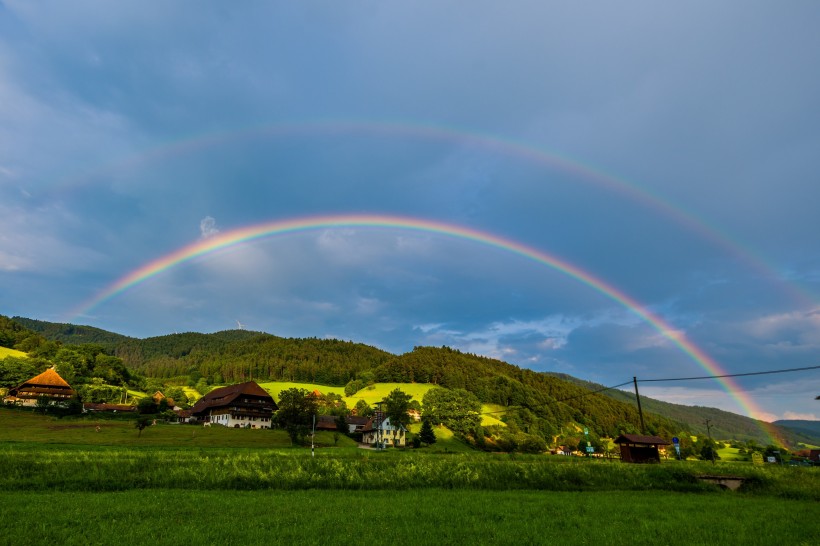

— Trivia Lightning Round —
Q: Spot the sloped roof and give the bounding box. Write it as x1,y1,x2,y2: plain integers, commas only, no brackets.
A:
9,368,76,398
21,368,72,388
190,381,276,415
362,416,407,433
614,434,669,445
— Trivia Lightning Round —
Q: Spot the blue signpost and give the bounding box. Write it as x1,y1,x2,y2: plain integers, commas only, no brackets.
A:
672,436,681,460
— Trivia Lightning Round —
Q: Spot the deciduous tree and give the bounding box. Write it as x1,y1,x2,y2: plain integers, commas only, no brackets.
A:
382,388,413,428
276,388,318,445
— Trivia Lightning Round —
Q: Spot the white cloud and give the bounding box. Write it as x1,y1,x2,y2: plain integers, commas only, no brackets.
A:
199,216,220,239
782,412,818,421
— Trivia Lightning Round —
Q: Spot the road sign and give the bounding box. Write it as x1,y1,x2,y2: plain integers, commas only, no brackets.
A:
585,446,594,453
584,427,588,435
672,437,679,444
751,452,763,466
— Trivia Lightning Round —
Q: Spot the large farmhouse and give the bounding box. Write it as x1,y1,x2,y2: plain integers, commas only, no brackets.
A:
4,368,77,407
190,381,277,429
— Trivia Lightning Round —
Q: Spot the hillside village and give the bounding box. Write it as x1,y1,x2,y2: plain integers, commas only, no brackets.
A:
2,315,818,464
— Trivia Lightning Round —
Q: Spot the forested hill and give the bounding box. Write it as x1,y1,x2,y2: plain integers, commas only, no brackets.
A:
13,317,394,386
12,316,133,346
545,372,818,447
9,316,683,439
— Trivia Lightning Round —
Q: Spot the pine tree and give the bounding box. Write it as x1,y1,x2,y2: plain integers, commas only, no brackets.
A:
419,418,437,446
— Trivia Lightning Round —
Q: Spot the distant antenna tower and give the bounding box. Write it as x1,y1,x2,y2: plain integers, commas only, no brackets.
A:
236,320,245,330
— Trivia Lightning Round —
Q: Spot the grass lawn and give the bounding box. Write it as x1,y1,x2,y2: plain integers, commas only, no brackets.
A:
2,489,816,545
0,409,356,449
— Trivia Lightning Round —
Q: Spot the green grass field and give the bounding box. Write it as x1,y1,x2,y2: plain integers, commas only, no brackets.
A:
1,407,818,543
0,346,28,359
2,489,816,545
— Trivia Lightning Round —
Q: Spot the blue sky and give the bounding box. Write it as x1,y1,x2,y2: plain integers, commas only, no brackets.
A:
1,1,818,421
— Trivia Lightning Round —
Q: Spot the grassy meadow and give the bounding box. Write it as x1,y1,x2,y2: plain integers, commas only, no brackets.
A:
2,489,816,545
1,407,818,543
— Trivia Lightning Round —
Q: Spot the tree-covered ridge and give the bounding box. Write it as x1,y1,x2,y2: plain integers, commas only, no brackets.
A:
374,346,683,440
122,334,394,386
11,316,133,347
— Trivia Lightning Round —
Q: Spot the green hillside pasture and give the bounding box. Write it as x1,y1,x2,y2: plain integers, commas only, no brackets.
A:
481,403,507,427
407,421,475,453
1,489,816,545
0,346,27,359
181,386,201,401
343,382,436,407
257,381,347,401
718,445,746,462
0,409,356,449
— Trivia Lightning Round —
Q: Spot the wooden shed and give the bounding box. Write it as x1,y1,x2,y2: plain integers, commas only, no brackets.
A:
614,434,669,463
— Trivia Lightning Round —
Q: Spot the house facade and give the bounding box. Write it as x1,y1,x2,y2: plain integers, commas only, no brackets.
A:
4,368,76,407
361,414,407,447
190,381,277,429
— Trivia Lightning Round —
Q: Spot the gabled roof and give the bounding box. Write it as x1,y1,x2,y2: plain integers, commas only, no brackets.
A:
362,416,407,433
614,434,669,445
190,381,276,415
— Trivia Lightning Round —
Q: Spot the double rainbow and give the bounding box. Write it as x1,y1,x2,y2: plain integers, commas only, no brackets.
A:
68,213,779,436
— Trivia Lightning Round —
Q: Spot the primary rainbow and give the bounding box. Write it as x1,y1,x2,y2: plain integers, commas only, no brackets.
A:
68,213,778,434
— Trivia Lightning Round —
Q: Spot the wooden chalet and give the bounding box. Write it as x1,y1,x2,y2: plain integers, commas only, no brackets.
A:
4,368,76,407
190,381,277,429
614,434,669,463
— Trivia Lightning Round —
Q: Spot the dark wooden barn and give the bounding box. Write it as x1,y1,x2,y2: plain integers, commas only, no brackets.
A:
614,434,669,463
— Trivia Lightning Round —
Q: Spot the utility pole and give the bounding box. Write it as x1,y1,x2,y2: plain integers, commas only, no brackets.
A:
633,377,646,434
704,418,716,465
375,402,383,450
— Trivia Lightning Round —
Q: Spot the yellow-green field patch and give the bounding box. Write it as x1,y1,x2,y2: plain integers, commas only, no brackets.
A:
343,382,436,407
0,347,28,359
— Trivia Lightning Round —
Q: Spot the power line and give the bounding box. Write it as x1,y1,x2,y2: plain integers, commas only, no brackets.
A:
477,364,818,417
638,364,820,383
480,380,633,416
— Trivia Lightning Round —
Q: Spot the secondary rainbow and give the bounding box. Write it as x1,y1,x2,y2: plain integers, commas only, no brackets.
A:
68,213,778,432
47,120,816,308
